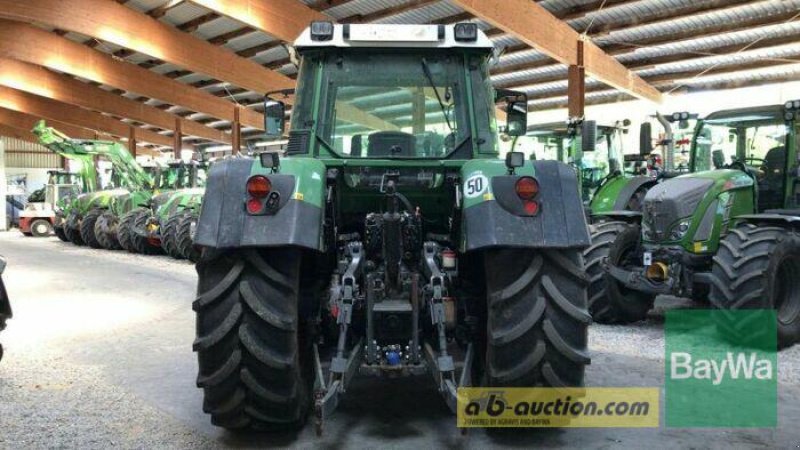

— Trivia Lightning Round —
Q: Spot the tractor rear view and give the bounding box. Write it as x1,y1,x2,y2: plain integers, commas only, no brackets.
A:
192,22,592,433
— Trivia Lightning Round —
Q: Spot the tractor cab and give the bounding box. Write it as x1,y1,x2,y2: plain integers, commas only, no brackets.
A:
527,120,628,203
691,104,795,212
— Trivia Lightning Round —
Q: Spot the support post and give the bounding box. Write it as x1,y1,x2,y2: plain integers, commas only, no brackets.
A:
174,118,182,159
232,106,241,155
568,40,585,120
128,125,137,158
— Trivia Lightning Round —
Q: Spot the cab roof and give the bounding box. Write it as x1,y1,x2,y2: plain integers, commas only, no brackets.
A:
294,23,494,52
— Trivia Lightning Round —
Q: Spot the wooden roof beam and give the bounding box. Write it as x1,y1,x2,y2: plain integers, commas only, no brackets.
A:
0,0,296,99
0,107,99,141
0,58,230,144
0,20,263,129
0,86,175,147
451,0,661,102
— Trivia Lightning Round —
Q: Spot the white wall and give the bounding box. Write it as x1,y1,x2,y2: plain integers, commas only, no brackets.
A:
5,168,51,195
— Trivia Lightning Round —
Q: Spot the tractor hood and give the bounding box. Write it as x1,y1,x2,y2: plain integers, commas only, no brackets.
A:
642,170,753,247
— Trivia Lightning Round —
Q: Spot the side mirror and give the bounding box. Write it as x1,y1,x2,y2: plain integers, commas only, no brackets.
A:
639,122,652,156
505,151,525,173
260,152,280,171
264,99,286,136
496,89,527,137
581,120,597,153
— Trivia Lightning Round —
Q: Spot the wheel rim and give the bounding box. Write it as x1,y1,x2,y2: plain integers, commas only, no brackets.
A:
34,221,49,235
775,256,800,325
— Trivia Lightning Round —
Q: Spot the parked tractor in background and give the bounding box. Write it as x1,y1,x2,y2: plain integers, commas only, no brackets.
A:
526,119,629,205
0,256,10,363
19,171,82,237
588,102,800,348
33,121,155,249
131,161,208,259
192,22,591,433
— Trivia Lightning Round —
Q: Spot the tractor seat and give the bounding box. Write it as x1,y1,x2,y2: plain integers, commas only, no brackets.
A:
367,131,416,157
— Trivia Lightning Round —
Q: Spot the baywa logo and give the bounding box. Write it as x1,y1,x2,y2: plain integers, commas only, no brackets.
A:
670,351,773,386
665,309,777,428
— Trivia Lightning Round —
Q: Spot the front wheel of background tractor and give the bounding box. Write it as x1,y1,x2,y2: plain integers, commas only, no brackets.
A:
194,248,312,430
94,211,122,250
80,208,104,248
130,209,162,255
584,222,655,324
177,210,201,262
483,248,590,388
30,218,53,237
161,211,183,259
64,211,85,246
709,224,800,349
117,209,139,252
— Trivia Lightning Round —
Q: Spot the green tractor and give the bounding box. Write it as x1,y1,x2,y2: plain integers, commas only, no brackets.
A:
132,161,208,259
0,256,10,363
33,121,155,249
526,119,630,205
192,22,591,432
588,101,800,348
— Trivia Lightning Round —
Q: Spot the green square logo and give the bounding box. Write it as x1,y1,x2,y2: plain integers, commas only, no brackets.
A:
665,309,777,428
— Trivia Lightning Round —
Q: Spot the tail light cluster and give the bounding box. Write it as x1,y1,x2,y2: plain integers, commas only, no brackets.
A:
246,175,280,214
514,176,540,215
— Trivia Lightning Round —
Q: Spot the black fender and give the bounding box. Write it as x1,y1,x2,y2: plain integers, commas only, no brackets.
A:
613,176,657,210
463,160,591,251
194,158,323,251
0,259,11,325
591,210,643,224
733,213,800,228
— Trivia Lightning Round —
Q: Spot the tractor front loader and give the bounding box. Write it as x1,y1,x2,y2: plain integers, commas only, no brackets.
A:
33,121,155,249
589,102,800,348
191,22,592,433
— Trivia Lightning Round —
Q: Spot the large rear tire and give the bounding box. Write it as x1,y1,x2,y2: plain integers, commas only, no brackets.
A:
54,225,68,242
177,210,200,262
130,209,162,255
709,224,800,349
161,211,183,259
94,211,122,250
584,222,654,324
117,209,138,252
80,208,103,249
194,248,312,430
483,248,590,387
64,211,85,246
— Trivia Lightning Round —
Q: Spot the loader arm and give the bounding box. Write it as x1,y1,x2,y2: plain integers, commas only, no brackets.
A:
33,120,153,191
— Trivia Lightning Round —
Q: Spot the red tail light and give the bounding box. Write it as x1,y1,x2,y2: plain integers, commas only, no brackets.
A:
246,197,263,214
246,175,271,198
523,200,539,215
515,176,539,200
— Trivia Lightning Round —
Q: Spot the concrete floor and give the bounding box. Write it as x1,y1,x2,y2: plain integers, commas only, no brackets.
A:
0,231,798,449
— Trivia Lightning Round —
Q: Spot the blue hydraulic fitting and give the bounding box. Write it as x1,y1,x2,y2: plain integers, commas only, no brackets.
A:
386,351,401,366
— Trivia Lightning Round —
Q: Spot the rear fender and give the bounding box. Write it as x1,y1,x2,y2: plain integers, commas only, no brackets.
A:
460,159,590,251
195,157,325,251
590,176,655,214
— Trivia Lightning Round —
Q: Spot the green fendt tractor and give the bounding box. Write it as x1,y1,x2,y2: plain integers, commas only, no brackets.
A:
589,101,800,348
136,161,207,259
527,119,629,205
34,121,155,249
192,22,591,432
